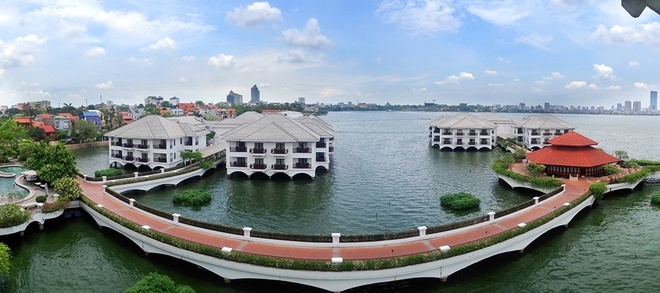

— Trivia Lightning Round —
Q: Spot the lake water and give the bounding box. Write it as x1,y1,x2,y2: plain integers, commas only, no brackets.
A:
3,112,660,292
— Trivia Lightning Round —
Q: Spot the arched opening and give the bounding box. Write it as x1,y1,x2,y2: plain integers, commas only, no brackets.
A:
292,173,313,180
249,172,269,180
315,165,327,174
271,173,291,180
440,146,453,151
137,164,152,172
228,171,249,179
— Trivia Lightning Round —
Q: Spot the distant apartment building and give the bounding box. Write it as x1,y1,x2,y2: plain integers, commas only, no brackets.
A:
227,91,243,105
624,101,632,112
428,113,497,151
170,96,180,106
251,85,260,103
651,91,658,111
16,100,51,110
633,101,642,113
616,103,622,112
514,114,575,150
298,97,306,105
145,96,164,106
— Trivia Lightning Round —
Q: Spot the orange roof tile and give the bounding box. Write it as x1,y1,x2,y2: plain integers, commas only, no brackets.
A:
547,132,598,147
527,132,619,167
13,117,32,124
39,125,56,133
32,121,45,127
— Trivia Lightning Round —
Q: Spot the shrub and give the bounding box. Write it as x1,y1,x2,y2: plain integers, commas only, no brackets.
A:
0,204,31,228
651,193,660,206
124,272,196,293
440,192,481,210
36,195,47,203
0,242,10,275
42,198,69,213
94,168,123,177
589,182,608,200
172,189,212,206
53,177,82,200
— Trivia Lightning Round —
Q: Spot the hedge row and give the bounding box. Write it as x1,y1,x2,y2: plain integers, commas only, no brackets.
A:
80,189,594,272
492,160,563,189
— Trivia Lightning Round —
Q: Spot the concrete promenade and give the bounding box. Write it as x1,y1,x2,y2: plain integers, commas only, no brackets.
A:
78,173,594,291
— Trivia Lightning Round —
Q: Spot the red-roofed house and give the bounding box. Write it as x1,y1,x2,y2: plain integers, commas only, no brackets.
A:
39,125,56,141
177,103,198,115
58,113,79,122
526,132,620,177
13,117,33,127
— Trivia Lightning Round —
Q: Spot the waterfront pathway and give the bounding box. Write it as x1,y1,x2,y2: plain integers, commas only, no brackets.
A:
78,176,592,261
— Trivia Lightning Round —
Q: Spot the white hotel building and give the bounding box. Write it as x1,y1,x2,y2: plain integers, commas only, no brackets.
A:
429,113,497,151
514,114,575,150
104,115,209,170
220,113,333,179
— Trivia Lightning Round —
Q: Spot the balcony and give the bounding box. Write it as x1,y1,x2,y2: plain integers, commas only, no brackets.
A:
250,163,267,170
124,156,134,161
433,137,440,142
250,148,267,154
316,157,326,162
517,129,523,134
231,161,247,167
468,141,476,145
316,142,327,148
293,147,311,153
271,148,288,154
230,146,247,152
543,140,550,144
154,144,167,149
294,162,311,169
112,154,122,159
113,141,123,146
184,141,193,146
136,144,149,149
456,141,463,145
456,132,464,136
468,132,477,136
543,132,552,136
136,157,149,163
480,140,489,145
433,129,440,133
442,131,452,135
554,131,562,135
271,164,288,170
123,143,134,148
442,140,452,144
530,140,540,144
531,131,540,136
154,157,167,163
479,131,489,135
329,146,334,152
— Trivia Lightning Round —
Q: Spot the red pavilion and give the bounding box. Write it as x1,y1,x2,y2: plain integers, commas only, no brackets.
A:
526,132,620,177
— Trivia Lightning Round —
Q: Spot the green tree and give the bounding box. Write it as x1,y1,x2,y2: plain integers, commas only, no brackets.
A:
71,119,98,143
53,177,82,200
124,272,195,293
614,150,629,160
18,140,35,161
603,164,621,182
24,142,78,183
526,162,546,177
195,100,205,107
513,147,527,162
0,242,11,275
160,101,172,108
0,119,28,160
589,181,608,200
28,127,46,141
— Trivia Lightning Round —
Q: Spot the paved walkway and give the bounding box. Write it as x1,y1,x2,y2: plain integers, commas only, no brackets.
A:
78,176,591,261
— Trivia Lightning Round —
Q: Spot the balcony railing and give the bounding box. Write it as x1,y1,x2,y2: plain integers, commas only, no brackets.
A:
479,131,489,135
123,143,134,148
112,154,122,159
433,137,440,142
433,129,440,133
316,142,326,148
124,156,134,161
154,144,167,149
329,146,334,152
294,162,311,169
442,140,452,144
230,146,247,152
543,132,552,136
456,132,464,136
468,142,476,145
250,148,267,154
480,140,489,145
293,147,311,153
231,161,247,167
316,157,326,162
184,141,193,146
136,157,149,163
271,164,288,170
554,131,562,135
517,130,523,134
531,131,540,136
468,132,477,136
456,141,463,145
113,141,123,146
531,140,540,144
136,144,149,149
250,163,267,169
154,157,167,163
543,140,550,144
271,148,288,154
442,131,452,135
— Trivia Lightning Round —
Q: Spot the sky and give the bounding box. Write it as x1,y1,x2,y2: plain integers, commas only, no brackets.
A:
1,0,659,108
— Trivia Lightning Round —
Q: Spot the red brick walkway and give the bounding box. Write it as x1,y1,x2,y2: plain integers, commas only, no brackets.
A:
79,177,591,261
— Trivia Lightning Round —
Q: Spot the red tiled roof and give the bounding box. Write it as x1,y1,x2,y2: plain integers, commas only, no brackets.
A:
58,113,79,121
548,131,598,147
32,121,45,128
39,125,56,133
13,117,32,124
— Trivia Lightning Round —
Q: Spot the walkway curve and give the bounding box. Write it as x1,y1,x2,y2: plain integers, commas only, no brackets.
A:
79,177,593,292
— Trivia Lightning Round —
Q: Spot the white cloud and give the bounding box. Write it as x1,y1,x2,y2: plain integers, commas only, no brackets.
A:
376,0,461,35
128,57,153,66
544,72,564,80
606,85,621,90
435,72,474,85
225,2,282,27
208,53,234,68
259,83,271,88
588,84,598,89
412,87,427,92
628,61,639,68
497,57,511,63
86,46,105,57
175,77,187,83
564,81,587,89
591,22,660,44
282,18,334,49
515,34,553,51
0,34,47,69
634,82,647,89
95,80,113,90
141,37,177,51
484,70,497,75
593,64,615,80
181,55,196,61
466,1,531,26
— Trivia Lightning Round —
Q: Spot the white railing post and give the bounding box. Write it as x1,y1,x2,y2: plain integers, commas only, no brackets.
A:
102,176,107,182
134,172,139,178
243,227,252,237
36,203,44,213
172,213,180,223
332,233,341,244
533,196,539,205
129,198,135,207
488,211,495,221
417,226,427,237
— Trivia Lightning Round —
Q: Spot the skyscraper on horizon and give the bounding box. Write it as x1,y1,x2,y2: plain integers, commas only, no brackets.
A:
251,84,260,103
226,90,243,105
651,90,658,111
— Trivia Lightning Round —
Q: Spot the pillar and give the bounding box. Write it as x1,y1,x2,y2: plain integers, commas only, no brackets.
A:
243,227,252,237
488,211,495,221
332,233,341,244
417,226,427,236
129,198,135,207
134,172,139,178
172,213,180,223
533,196,539,205
102,176,107,182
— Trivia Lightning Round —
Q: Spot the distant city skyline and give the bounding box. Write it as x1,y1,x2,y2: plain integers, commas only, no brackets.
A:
1,1,659,108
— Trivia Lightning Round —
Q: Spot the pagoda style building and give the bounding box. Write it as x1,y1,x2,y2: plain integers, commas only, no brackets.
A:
526,132,620,177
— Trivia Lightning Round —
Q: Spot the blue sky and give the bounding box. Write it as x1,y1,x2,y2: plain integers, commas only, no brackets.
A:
1,0,659,108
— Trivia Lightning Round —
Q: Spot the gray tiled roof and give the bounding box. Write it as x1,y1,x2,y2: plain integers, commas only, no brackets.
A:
220,113,321,142
104,115,207,139
514,114,575,129
297,116,333,137
479,113,516,124
429,113,496,129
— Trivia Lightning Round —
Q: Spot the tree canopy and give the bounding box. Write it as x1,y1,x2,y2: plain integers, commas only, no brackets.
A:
71,119,99,143
24,142,78,183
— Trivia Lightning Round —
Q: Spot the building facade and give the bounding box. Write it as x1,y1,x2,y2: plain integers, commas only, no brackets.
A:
251,85,260,103
428,113,497,151
227,91,243,105
220,113,333,179
104,115,209,170
514,114,575,150
651,91,657,112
